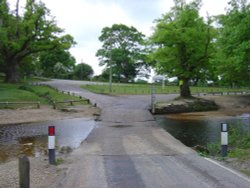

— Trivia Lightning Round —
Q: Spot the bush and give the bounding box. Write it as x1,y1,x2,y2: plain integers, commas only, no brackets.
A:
18,85,35,92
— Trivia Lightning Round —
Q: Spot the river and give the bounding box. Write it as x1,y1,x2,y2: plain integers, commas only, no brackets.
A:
156,113,250,147
0,118,95,163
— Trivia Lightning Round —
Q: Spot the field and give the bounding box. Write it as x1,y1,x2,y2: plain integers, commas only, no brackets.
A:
81,83,250,95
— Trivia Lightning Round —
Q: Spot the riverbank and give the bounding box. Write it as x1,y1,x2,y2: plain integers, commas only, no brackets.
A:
0,105,100,187
0,105,100,125
164,95,250,177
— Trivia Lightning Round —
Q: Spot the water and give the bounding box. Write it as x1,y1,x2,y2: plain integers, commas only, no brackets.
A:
155,113,250,147
0,118,95,163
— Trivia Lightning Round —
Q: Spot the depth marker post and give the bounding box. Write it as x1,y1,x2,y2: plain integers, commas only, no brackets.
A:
48,126,56,164
221,123,228,157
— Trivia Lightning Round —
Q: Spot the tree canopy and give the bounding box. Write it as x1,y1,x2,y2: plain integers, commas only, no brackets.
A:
73,63,94,80
0,0,75,82
96,24,148,82
150,0,214,97
215,0,250,86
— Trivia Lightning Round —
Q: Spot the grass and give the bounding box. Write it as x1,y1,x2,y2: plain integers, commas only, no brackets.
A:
204,122,250,176
81,83,250,95
0,80,88,109
205,123,250,158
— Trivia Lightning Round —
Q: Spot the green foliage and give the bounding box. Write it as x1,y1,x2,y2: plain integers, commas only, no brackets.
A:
206,122,250,160
150,0,215,97
73,63,94,80
0,0,75,82
96,24,149,82
39,47,76,78
18,85,35,92
215,0,250,86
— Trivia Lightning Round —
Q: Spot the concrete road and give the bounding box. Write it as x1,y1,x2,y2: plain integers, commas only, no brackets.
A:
46,79,250,188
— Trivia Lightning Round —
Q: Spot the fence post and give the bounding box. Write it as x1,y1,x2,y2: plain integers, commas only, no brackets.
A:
221,123,228,157
19,156,30,188
52,101,56,109
37,101,40,109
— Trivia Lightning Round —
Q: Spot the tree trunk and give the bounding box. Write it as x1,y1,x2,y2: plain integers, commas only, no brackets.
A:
180,79,191,98
5,61,20,83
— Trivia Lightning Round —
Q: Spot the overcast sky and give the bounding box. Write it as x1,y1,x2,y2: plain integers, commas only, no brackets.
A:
9,0,230,75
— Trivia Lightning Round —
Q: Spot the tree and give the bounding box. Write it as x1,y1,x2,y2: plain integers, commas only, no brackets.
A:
39,47,76,78
73,63,94,80
150,0,214,97
96,24,148,82
215,0,250,87
0,0,75,83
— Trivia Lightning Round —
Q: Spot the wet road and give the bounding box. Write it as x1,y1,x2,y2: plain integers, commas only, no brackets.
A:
46,79,250,188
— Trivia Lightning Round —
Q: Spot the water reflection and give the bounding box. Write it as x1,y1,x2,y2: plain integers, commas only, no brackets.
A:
0,118,95,163
156,114,250,147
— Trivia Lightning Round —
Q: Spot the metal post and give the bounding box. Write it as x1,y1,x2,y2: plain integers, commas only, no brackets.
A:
109,65,112,93
151,83,156,114
221,123,228,157
48,126,56,165
162,77,165,90
19,156,30,188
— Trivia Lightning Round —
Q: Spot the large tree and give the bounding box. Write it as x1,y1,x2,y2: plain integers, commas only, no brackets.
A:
73,63,94,80
96,24,148,82
0,0,75,83
215,0,250,86
150,0,214,97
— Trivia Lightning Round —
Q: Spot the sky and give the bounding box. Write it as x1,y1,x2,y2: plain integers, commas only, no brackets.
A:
9,0,230,76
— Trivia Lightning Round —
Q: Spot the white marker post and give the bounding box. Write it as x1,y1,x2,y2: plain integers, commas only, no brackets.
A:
221,123,228,157
48,126,56,165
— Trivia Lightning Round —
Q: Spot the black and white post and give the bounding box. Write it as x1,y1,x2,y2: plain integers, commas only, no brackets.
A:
48,126,56,165
221,123,228,157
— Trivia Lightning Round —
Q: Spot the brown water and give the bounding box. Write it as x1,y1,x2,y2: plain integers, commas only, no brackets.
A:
0,118,95,163
156,113,250,147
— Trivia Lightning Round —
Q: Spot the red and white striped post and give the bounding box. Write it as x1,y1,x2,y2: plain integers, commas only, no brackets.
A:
48,126,56,165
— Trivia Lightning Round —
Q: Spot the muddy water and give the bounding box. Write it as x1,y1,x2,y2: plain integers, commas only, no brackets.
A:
156,113,250,147
0,118,95,163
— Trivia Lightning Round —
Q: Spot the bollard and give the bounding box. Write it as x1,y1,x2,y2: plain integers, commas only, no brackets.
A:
52,101,56,109
221,123,228,157
37,101,40,109
48,126,56,165
19,156,30,188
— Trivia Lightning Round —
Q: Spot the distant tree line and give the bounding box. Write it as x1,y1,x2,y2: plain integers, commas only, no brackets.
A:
1,0,249,98
95,0,250,97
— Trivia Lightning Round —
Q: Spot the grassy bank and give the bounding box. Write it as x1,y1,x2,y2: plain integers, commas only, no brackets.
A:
81,83,250,95
0,80,87,109
204,123,250,176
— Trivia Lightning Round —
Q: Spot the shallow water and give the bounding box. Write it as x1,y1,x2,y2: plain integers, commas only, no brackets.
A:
156,113,250,147
0,118,95,163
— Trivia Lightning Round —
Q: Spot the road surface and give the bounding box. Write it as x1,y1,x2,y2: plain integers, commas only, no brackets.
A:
46,79,250,188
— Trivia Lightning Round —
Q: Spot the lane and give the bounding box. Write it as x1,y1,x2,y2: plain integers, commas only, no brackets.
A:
45,79,250,188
